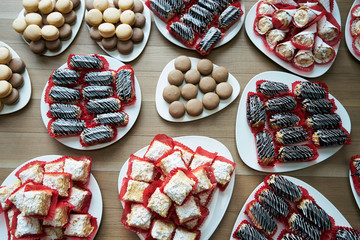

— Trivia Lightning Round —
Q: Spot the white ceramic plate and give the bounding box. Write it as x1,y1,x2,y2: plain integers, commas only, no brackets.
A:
0,41,32,115
17,0,85,57
235,71,351,173
40,54,142,150
244,0,341,78
85,1,151,62
153,0,245,50
230,175,351,239
155,57,241,122
349,169,360,209
0,155,103,240
345,0,360,61
117,136,235,240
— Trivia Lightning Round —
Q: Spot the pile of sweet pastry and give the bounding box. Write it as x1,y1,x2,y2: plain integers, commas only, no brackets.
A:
147,0,243,55
119,134,235,239
0,156,97,240
45,54,135,146
232,174,360,240
350,3,360,56
247,80,350,167
254,0,341,71
12,0,81,54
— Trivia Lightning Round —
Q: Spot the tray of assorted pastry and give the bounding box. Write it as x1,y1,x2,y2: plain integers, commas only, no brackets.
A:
0,42,31,115
349,155,360,209
118,134,236,240
85,0,151,62
245,0,342,78
236,71,351,172
230,174,357,240
0,155,102,240
40,54,142,150
13,0,85,56
156,56,240,122
345,0,360,61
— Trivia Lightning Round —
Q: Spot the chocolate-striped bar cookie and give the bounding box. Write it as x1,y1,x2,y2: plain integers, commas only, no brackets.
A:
181,14,208,34
93,112,128,126
86,98,121,114
49,103,81,119
198,0,221,14
48,86,80,103
245,201,277,235
169,21,196,46
293,82,327,100
80,125,114,146
312,128,349,147
116,68,135,104
84,71,114,86
217,5,242,30
69,55,104,69
277,145,315,162
197,27,222,55
51,69,79,86
247,94,266,128
265,95,297,113
288,213,321,240
257,80,289,98
149,0,175,21
233,221,268,240
297,199,332,231
336,227,360,240
266,174,302,202
50,118,85,136
257,188,289,219
302,98,334,115
275,126,308,145
306,113,341,130
255,131,275,166
269,112,300,129
82,86,114,100
188,4,214,23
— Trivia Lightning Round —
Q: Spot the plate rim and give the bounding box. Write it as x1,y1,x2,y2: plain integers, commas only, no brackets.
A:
349,169,360,209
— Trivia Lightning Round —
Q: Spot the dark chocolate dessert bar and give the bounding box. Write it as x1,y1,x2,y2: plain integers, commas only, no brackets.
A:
80,125,114,145
255,131,275,166
84,71,114,86
247,94,266,128
198,0,221,14
49,86,80,103
288,213,322,240
297,199,332,231
169,21,196,45
352,158,360,176
275,126,308,145
266,174,302,202
197,27,222,54
149,0,175,20
257,80,289,97
302,99,334,115
312,129,349,147
86,98,121,114
277,145,315,162
246,201,277,235
181,13,208,34
233,222,268,240
257,188,289,219
306,113,341,130
49,103,81,119
166,0,184,13
51,69,79,86
217,5,241,30
50,118,85,136
82,86,114,100
188,4,214,23
336,227,360,240
269,112,300,129
69,55,104,69
116,68,134,104
294,82,327,100
280,232,303,240
265,95,297,113
93,112,128,126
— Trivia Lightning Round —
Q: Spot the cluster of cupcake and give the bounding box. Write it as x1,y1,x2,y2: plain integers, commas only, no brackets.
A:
12,0,81,54
163,56,233,118
0,46,26,111
86,0,146,54
254,0,341,71
350,3,360,56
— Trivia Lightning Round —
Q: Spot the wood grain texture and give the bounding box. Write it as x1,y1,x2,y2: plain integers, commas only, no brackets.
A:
0,0,360,239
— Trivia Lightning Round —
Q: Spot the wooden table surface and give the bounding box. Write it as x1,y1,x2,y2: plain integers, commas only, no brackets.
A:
0,0,360,239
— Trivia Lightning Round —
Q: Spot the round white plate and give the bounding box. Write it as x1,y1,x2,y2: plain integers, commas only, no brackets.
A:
17,0,85,57
0,41,32,115
345,0,360,61
40,54,142,150
117,135,235,240
235,71,351,173
230,175,352,240
349,169,360,209
244,0,341,78
0,155,103,240
85,1,151,62
153,0,245,50
155,57,241,122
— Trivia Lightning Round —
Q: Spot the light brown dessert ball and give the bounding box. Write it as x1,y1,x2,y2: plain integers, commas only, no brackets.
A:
9,73,24,89
56,0,74,14
59,24,72,40
197,59,213,75
134,13,145,28
86,0,94,10
22,0,39,13
90,26,102,41
133,0,143,13
116,24,133,41
186,99,203,116
29,39,46,54
98,23,116,38
181,83,198,100
0,47,12,64
168,69,183,86
212,66,229,83
216,82,233,99
2,88,20,105
41,25,60,41
202,92,219,110
0,65,12,81
131,28,143,43
174,56,191,72
71,0,81,9
120,10,136,25
46,39,62,51
64,11,77,25
8,58,26,73
169,101,185,118
93,0,109,12
38,0,54,14
163,85,180,103
24,24,42,41
12,18,28,33
103,8,121,23
199,76,216,93
118,0,134,11
101,36,117,50
0,80,13,98
185,69,200,84
117,40,133,54
86,9,103,27
25,13,42,26
47,12,65,28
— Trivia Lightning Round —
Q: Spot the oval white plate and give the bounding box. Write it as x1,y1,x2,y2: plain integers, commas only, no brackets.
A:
0,41,32,115
345,0,360,61
230,175,351,239
349,169,360,209
40,54,142,150
17,0,85,57
0,155,103,240
235,71,351,173
153,0,245,50
244,0,341,78
85,1,151,62
155,57,240,122
117,135,235,240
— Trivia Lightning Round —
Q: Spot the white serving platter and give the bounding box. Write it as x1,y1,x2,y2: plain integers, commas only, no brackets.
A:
40,54,142,150
235,71,351,172
0,155,103,240
345,0,360,61
118,135,235,240
244,0,341,78
230,175,351,239
349,169,360,209
155,57,240,122
0,41,32,115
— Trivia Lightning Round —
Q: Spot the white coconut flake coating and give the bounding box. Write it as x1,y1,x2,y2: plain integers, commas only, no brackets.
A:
212,160,233,186
68,186,88,211
173,227,197,240
64,158,90,183
43,174,71,197
123,180,149,203
147,188,172,218
151,219,175,240
41,227,64,240
0,180,21,209
174,145,193,165
44,161,64,173
126,204,152,230
190,154,214,170
130,160,155,182
19,163,43,183
159,151,187,175
43,205,69,227
64,214,94,237
15,213,42,238
192,168,212,194
175,196,201,224
8,183,30,211
23,190,52,216
145,141,172,161
7,208,15,227
163,170,195,205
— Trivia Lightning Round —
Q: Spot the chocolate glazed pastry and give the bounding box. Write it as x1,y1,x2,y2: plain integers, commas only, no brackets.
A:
247,94,266,128
84,71,114,86
257,188,289,219
288,213,322,240
50,118,85,136
51,69,80,86
116,69,134,104
277,145,315,162
93,112,128,126
336,227,360,240
297,199,332,231
149,0,175,20
267,174,302,202
246,201,277,235
306,113,341,130
280,232,303,240
294,82,327,100
82,86,114,100
198,0,221,14
49,86,80,103
69,55,104,69
169,22,196,45
181,14,208,34
167,0,184,13
257,80,289,98
86,98,121,114
265,95,297,112
275,126,308,145
49,103,81,119
80,125,114,145
352,158,360,177
269,112,300,129
197,27,222,54
217,5,241,29
234,222,268,240
255,131,275,166
302,98,333,114
312,129,349,147
188,4,214,23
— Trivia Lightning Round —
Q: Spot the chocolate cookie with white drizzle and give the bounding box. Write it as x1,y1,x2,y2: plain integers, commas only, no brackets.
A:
49,86,80,103
49,103,81,119
288,213,322,240
302,98,334,115
93,112,128,126
312,129,349,147
256,188,290,219
82,86,114,100
116,68,135,104
217,5,242,30
247,94,266,128
245,201,277,235
84,71,115,86
269,112,300,129
51,69,80,86
257,80,289,98
265,95,297,113
50,118,85,136
197,27,222,55
277,145,315,162
86,98,121,114
275,126,308,145
294,81,327,100
297,198,332,231
255,131,275,166
233,221,268,240
80,125,114,146
69,55,104,69
266,174,302,202
306,113,341,130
